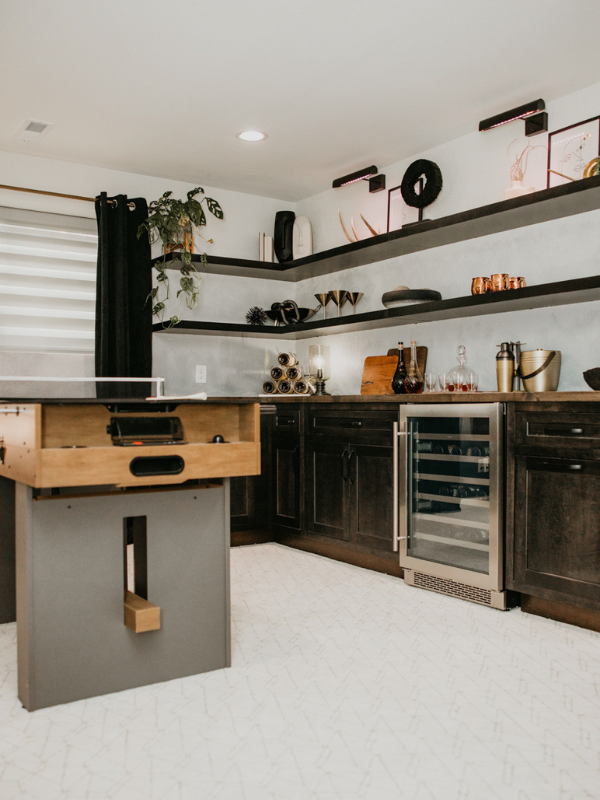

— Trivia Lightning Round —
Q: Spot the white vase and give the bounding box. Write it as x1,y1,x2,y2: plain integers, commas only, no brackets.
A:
504,180,536,200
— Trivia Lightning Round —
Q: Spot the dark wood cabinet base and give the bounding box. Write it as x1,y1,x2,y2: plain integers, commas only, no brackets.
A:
521,594,600,634
277,533,403,579
231,529,274,547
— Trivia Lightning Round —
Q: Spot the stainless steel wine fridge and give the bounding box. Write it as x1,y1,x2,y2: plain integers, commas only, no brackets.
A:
394,403,506,609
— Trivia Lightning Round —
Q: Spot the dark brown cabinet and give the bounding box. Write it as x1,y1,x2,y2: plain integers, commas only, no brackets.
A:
272,434,302,531
305,440,347,539
230,407,272,534
507,403,600,612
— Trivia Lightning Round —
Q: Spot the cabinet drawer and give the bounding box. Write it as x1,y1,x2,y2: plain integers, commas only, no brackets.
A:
274,408,301,434
515,411,600,449
307,408,395,444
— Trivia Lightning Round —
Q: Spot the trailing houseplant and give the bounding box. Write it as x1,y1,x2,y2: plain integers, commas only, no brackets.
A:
138,187,223,327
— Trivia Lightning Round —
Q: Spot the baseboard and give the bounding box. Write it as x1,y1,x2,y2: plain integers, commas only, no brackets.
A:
277,534,403,578
230,529,274,547
521,594,600,634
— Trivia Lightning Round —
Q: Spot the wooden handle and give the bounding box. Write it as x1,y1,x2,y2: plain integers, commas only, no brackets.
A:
124,591,161,633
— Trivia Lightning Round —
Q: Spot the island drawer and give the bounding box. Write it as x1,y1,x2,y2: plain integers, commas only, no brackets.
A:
306,406,396,444
514,410,600,450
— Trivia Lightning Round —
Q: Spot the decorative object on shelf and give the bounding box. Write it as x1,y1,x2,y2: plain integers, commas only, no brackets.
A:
518,349,561,392
332,165,385,193
329,289,349,317
548,116,600,188
382,286,442,307
315,292,332,319
138,187,223,327
479,98,547,137
400,159,443,224
443,346,478,392
309,344,331,395
471,277,491,294
245,306,267,326
583,368,600,390
346,292,364,314
387,185,419,231
266,300,318,325
360,347,428,395
258,233,274,262
505,139,546,200
508,276,526,289
338,211,380,243
274,211,295,263
583,157,600,178
490,273,509,292
292,216,313,259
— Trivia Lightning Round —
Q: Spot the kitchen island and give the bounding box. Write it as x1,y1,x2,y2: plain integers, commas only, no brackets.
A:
0,398,260,710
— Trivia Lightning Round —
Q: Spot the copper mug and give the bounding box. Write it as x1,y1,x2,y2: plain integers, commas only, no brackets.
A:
490,273,509,292
471,277,491,295
509,276,526,289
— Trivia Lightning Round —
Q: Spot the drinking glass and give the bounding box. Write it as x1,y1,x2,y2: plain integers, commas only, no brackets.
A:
467,372,478,391
425,372,437,392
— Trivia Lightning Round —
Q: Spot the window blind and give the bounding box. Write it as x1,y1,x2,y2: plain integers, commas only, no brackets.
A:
0,206,97,352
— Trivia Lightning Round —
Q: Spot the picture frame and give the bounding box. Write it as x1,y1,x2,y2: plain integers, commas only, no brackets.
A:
387,185,419,232
547,115,600,188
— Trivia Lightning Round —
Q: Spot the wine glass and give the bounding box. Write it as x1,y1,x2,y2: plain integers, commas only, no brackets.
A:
329,290,348,317
345,292,364,314
425,372,437,392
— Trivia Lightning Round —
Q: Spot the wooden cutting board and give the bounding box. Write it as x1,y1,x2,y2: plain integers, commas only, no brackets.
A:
360,347,428,395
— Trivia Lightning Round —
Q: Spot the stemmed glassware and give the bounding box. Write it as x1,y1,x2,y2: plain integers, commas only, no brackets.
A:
345,292,364,314
329,290,348,317
314,293,332,319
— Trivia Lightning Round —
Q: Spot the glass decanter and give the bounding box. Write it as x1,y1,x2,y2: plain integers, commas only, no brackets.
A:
446,345,478,392
404,340,424,394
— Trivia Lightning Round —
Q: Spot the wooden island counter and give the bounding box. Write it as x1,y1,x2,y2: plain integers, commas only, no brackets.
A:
0,398,260,710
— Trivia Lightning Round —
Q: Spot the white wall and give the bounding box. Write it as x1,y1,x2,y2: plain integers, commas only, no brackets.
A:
2,78,600,397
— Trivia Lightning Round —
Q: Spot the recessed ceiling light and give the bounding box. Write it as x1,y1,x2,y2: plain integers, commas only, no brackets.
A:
236,130,268,142
14,119,54,142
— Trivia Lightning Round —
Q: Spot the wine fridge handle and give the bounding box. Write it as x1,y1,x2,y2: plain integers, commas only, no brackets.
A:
393,422,399,552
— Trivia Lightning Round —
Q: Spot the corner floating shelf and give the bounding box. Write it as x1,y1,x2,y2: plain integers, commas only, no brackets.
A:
152,175,600,282
153,274,600,341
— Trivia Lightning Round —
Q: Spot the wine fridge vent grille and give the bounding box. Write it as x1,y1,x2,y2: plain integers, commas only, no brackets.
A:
413,571,492,606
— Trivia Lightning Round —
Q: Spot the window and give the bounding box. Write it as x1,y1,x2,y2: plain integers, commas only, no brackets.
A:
0,206,97,352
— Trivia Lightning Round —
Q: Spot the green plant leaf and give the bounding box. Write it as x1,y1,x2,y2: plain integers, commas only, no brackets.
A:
206,198,224,219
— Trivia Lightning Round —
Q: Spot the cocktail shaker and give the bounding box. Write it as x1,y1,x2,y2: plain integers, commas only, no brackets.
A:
496,342,515,392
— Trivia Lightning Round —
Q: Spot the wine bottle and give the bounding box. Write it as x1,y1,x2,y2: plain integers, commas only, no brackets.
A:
286,366,302,381
262,380,278,394
404,340,424,394
391,342,408,394
277,352,298,367
277,379,293,394
270,366,284,381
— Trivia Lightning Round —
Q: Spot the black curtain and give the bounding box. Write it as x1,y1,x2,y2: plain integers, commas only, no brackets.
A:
95,193,152,398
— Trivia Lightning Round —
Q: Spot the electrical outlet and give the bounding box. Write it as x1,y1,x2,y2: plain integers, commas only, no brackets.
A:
195,365,207,384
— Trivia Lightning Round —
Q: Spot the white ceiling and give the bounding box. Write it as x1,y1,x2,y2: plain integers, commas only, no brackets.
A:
2,0,600,201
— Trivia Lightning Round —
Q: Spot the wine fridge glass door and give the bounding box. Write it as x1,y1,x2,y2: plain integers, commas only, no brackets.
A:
399,403,502,591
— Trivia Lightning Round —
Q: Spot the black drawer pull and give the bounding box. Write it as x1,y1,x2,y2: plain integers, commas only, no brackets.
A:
277,418,295,425
570,428,584,434
567,464,583,470
130,455,184,477
339,420,362,428
541,426,586,436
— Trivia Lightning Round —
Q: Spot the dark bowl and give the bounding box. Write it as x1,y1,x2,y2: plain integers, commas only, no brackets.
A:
583,368,600,390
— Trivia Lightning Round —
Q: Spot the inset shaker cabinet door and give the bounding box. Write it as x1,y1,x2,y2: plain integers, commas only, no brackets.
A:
230,476,255,531
512,456,600,605
348,444,394,552
272,436,302,531
305,440,347,540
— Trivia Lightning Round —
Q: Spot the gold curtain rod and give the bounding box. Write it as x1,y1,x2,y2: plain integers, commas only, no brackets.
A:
0,183,135,208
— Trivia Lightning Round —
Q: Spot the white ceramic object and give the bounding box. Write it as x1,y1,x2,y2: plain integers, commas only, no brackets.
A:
504,181,535,200
292,216,313,259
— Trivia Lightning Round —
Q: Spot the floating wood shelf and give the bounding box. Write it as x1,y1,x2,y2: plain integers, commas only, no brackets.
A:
152,274,600,341
152,175,600,282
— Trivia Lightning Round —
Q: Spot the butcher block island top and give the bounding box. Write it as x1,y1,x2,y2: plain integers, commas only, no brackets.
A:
0,398,260,488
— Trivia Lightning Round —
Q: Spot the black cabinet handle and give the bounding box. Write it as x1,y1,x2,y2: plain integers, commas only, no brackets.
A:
339,420,362,428
567,464,583,470
342,449,349,482
277,418,295,426
349,450,356,485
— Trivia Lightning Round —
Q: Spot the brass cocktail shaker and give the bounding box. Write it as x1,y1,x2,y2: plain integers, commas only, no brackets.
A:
496,342,515,392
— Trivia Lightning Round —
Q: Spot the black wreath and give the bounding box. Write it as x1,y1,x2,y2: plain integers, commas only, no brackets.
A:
400,159,443,209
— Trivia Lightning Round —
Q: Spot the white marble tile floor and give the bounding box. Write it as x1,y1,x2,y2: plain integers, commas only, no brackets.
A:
0,543,599,799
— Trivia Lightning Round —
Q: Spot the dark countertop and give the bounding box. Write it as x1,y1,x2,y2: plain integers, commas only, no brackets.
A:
257,391,600,403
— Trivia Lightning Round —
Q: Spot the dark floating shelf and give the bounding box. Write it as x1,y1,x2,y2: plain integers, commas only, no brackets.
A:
153,274,600,341
152,175,600,282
